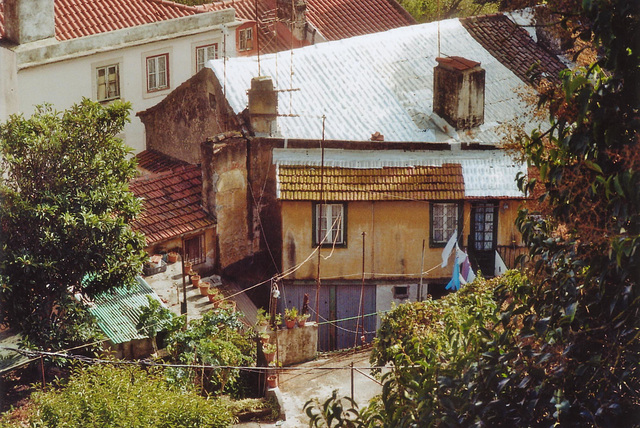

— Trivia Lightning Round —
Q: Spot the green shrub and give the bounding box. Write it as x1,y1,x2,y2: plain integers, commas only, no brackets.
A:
26,364,234,428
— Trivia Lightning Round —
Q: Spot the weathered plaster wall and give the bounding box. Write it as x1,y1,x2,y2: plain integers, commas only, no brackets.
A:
262,324,318,366
140,67,231,163
282,199,524,282
0,48,18,122
202,136,252,270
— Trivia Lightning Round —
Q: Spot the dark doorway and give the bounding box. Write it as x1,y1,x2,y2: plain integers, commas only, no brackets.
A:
469,202,498,276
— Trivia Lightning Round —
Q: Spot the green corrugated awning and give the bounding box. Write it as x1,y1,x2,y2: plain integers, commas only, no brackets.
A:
87,276,162,344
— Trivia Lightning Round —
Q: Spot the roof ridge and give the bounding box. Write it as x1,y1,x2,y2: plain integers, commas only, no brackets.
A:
131,163,200,185
146,0,204,14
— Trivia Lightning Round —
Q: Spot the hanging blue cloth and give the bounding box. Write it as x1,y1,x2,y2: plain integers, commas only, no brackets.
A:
445,256,461,291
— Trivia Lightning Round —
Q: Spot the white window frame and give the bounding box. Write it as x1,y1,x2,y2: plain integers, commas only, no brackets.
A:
96,64,120,102
314,203,345,246
431,202,459,246
196,43,218,72
146,54,169,92
239,27,253,51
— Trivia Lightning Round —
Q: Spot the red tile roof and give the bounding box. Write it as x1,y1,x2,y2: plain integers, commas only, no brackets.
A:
205,0,415,52
461,14,566,85
0,0,207,42
130,164,215,245
0,1,5,40
305,0,415,41
136,149,188,174
54,0,207,40
278,164,464,201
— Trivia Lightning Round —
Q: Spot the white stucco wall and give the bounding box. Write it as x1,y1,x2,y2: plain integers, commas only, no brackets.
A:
2,10,239,153
375,282,420,329
0,48,18,122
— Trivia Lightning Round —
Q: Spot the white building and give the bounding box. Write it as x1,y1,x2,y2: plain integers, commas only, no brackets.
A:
0,0,242,153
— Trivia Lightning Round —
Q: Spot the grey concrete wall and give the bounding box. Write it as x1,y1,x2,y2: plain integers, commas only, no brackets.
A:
263,323,318,366
4,0,55,45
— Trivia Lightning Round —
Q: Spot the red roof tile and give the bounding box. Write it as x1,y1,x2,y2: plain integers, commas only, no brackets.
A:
461,14,566,85
130,164,215,245
0,1,5,40
135,149,188,174
278,164,464,201
205,0,415,52
306,0,415,40
54,0,204,40
0,0,207,42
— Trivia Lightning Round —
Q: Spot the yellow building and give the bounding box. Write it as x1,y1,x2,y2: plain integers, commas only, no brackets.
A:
272,147,525,350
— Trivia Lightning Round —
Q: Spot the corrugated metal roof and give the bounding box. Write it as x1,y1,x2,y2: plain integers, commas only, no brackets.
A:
278,164,464,201
87,276,163,344
273,148,526,198
207,17,544,144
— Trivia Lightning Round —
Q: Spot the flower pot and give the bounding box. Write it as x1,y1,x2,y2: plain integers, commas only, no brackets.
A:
198,282,209,296
191,274,201,288
266,375,278,389
285,319,296,329
183,261,192,275
298,319,307,327
167,251,178,263
264,352,276,363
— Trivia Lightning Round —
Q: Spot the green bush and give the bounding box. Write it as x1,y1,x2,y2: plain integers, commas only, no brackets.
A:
166,308,255,396
26,364,234,428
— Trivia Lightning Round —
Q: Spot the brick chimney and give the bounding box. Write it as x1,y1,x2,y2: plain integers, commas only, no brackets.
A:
247,76,278,136
4,0,55,44
433,56,485,130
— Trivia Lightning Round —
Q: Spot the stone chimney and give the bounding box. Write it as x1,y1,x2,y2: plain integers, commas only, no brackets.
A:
247,76,278,136
4,0,55,44
276,0,307,41
433,56,485,130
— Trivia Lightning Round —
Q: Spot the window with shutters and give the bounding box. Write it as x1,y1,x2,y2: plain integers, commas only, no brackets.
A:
146,54,169,92
196,44,218,72
239,27,253,51
96,64,120,102
313,203,346,247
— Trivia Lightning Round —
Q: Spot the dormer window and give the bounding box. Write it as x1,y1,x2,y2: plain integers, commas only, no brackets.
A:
239,27,253,51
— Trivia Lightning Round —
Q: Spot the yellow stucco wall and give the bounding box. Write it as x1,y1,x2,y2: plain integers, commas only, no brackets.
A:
281,200,523,281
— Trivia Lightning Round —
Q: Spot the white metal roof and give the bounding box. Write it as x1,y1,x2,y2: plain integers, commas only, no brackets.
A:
272,148,527,198
207,18,539,144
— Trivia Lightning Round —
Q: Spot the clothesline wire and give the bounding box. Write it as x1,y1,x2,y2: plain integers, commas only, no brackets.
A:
0,346,415,373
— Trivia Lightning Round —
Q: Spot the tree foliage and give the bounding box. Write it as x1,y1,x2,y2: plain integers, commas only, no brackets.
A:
6,364,234,428
0,99,147,349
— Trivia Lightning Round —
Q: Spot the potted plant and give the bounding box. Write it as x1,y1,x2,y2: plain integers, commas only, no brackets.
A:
256,308,270,333
207,286,221,303
167,251,179,263
298,312,311,327
198,279,209,296
183,261,192,275
191,272,201,288
262,342,277,363
284,307,298,329
266,374,278,389
260,333,271,345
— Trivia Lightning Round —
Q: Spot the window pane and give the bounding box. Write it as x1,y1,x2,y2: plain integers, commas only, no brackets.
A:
316,204,344,245
432,203,457,244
